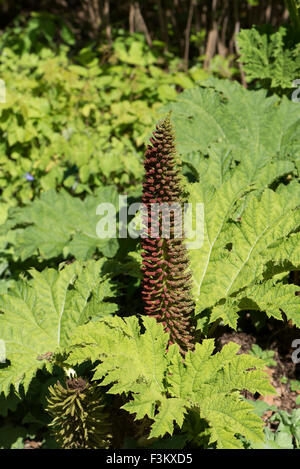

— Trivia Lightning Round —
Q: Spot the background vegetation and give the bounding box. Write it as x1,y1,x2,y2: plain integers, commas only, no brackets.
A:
0,0,299,450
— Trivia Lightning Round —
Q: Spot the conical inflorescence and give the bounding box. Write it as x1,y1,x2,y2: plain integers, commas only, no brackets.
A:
46,378,112,449
141,115,195,352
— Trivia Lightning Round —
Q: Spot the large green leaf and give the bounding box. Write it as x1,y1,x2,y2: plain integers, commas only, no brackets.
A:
166,78,300,166
0,260,118,394
2,186,120,260
237,26,300,91
68,316,274,446
165,80,300,329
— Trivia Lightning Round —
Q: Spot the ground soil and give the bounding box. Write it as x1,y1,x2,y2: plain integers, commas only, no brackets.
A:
216,318,300,427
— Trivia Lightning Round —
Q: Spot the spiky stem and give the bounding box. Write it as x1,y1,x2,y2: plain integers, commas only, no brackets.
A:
141,115,195,352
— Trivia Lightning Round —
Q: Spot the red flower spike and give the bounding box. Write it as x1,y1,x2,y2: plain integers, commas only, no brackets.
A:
141,115,195,353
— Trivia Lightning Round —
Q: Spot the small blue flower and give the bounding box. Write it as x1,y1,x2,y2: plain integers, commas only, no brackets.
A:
24,172,34,181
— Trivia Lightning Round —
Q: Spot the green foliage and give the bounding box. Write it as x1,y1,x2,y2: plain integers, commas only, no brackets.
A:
249,345,276,367
0,424,28,449
166,79,300,331
237,400,300,449
0,259,118,394
250,426,294,449
290,379,300,393
269,409,300,449
167,78,300,166
0,13,300,448
285,0,300,29
0,14,209,205
1,186,120,261
67,316,274,449
237,26,300,93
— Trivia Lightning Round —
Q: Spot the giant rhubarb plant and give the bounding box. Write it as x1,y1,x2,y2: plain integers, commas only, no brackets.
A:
141,115,195,351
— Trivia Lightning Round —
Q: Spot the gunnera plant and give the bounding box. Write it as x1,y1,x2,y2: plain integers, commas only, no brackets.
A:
141,115,195,352
46,377,112,449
